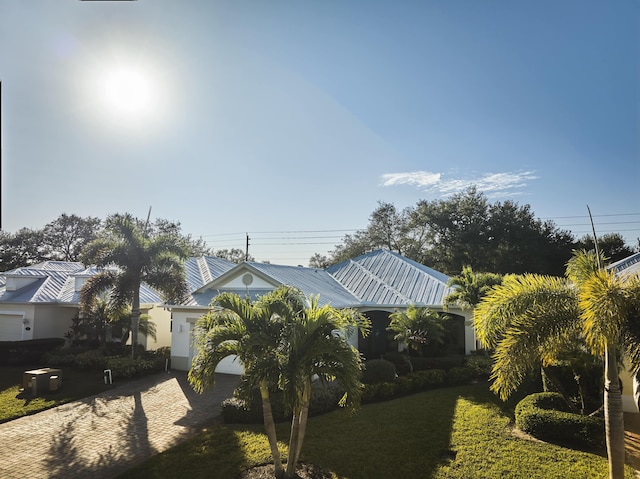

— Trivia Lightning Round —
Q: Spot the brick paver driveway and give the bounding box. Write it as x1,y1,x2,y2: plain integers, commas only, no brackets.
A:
0,371,239,479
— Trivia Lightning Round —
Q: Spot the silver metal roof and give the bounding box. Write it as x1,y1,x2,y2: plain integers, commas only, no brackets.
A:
326,249,454,306
610,253,640,279
1,251,456,310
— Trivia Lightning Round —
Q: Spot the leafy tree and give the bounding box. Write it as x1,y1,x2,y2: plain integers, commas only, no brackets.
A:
213,248,254,263
42,214,102,262
0,228,46,271
474,251,640,479
387,305,447,372
576,233,635,264
308,253,330,269
189,286,369,479
80,213,189,359
322,188,578,276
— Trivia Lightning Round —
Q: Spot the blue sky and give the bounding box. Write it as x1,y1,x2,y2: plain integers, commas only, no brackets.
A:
1,1,638,265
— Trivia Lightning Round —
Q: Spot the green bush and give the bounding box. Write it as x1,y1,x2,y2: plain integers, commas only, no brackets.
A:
383,351,412,375
362,359,397,384
446,366,475,385
0,338,66,365
408,369,446,390
221,381,345,424
515,392,604,449
464,355,493,378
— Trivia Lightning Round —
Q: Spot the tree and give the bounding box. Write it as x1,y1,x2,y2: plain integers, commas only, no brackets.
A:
308,253,330,269
80,213,189,359
576,233,635,264
189,286,369,479
42,214,102,262
474,251,640,479
444,265,503,310
387,305,447,372
0,228,46,271
321,188,578,275
213,248,254,263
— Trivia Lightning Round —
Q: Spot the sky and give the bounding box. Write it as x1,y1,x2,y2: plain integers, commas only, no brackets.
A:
1,1,639,265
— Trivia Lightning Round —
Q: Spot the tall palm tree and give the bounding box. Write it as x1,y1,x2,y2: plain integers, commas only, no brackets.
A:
188,286,369,479
189,291,287,477
474,251,640,479
80,213,188,359
278,292,369,478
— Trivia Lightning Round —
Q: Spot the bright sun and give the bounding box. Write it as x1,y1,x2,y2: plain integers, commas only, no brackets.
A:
101,67,155,118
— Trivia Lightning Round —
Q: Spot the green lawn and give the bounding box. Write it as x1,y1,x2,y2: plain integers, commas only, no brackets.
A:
0,364,114,423
119,383,635,479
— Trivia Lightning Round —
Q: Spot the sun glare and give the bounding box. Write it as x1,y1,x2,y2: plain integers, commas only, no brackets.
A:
100,66,155,119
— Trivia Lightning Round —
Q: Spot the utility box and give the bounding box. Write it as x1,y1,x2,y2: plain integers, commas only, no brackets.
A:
49,375,60,392
22,368,63,395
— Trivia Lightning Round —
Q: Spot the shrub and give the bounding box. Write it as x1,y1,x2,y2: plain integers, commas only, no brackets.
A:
515,392,604,449
362,359,397,384
408,369,446,390
0,338,66,365
420,355,465,371
446,366,475,385
383,351,412,375
464,354,493,378
221,381,345,424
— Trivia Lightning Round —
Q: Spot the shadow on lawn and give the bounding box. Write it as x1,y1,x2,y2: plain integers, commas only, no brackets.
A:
297,388,461,479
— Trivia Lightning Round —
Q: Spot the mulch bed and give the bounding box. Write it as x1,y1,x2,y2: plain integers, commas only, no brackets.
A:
238,462,334,479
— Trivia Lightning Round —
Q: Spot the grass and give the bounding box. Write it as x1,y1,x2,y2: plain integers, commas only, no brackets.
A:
0,364,115,423
119,383,635,479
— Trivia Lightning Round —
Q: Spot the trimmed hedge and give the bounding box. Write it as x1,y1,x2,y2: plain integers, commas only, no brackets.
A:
362,359,397,384
43,348,168,380
0,338,66,365
221,381,345,424
515,392,604,449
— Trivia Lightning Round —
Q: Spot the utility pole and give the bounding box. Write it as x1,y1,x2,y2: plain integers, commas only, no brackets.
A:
245,233,250,262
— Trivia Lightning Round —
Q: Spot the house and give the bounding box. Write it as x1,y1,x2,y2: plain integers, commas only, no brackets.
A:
0,250,474,374
609,252,640,413
167,249,474,374
0,261,171,349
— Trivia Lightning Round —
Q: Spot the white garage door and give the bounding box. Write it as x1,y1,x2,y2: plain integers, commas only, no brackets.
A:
0,315,24,341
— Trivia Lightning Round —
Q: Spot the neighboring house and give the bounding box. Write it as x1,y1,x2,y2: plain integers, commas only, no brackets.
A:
168,249,473,374
0,261,171,350
0,250,474,374
609,252,640,413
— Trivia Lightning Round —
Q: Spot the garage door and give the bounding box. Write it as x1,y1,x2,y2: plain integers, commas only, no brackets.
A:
0,315,24,341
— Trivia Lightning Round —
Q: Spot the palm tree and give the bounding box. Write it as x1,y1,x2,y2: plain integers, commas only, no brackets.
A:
80,213,188,359
189,291,287,477
474,251,640,479
277,292,368,478
188,286,369,479
387,305,447,372
444,265,503,310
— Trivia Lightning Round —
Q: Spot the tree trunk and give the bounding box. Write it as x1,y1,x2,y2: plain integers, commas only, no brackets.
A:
285,403,303,479
292,380,312,470
604,345,625,479
260,380,284,478
131,284,140,360
541,366,579,414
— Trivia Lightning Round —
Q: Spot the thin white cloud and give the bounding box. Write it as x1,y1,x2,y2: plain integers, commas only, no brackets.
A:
380,170,538,198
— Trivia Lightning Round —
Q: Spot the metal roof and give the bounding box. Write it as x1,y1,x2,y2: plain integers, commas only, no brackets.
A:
326,249,455,306
610,253,640,279
1,251,457,310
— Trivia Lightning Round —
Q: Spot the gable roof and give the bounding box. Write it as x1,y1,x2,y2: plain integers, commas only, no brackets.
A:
326,249,454,307
0,250,456,310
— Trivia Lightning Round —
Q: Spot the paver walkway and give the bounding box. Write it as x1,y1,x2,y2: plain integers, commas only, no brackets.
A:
0,371,239,479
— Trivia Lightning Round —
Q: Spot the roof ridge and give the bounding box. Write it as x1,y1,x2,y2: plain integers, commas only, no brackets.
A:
349,257,413,303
